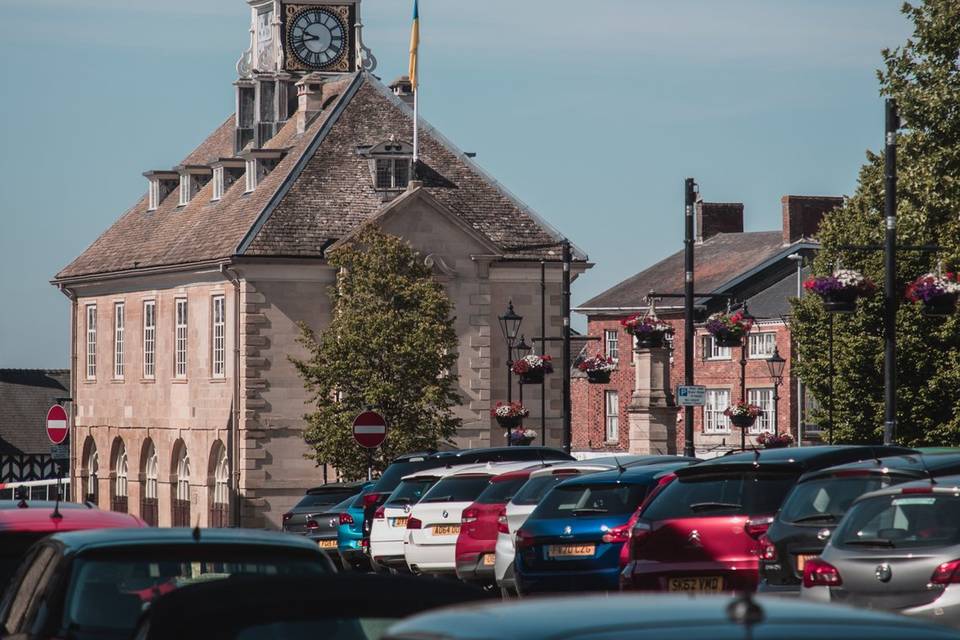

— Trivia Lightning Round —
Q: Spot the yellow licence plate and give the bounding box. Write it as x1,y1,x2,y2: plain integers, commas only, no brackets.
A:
392,517,408,528
482,553,496,566
318,539,338,549
667,576,723,592
795,554,816,572
547,544,595,558
432,525,460,536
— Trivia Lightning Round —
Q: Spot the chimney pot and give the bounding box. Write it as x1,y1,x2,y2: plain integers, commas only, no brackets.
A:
781,195,843,244
295,73,327,134
388,75,415,107
696,202,744,242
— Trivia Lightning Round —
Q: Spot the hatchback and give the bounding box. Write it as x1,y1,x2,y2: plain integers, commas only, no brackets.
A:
337,481,375,570
282,481,366,534
622,445,911,593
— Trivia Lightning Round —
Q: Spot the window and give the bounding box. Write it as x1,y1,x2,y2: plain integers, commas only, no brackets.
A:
113,302,124,379
111,441,128,513
748,388,775,434
141,441,159,527
605,391,620,442
704,389,731,434
749,332,777,359
211,445,230,528
143,301,156,379
212,296,226,378
375,158,410,190
175,299,188,378
244,159,256,193
212,166,224,201
85,305,96,379
178,174,191,206
702,335,732,360
148,179,160,211
85,448,99,502
605,330,619,361
172,446,191,527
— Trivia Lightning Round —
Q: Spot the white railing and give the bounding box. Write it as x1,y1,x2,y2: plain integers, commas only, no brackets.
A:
0,479,72,502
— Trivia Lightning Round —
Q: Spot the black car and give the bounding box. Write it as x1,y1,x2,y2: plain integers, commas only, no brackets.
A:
132,573,489,640
759,451,960,594
0,528,334,640
282,481,366,534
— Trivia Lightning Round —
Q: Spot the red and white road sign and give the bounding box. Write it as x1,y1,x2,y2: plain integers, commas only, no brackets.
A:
352,411,387,449
46,405,69,445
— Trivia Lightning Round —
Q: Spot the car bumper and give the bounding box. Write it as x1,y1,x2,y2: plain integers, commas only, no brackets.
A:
456,552,497,584
518,566,621,594
495,533,516,585
405,541,457,574
371,538,405,563
621,559,759,592
805,584,960,627
757,580,801,597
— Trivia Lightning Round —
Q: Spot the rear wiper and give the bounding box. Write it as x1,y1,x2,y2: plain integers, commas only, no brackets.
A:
790,513,838,524
423,496,452,503
389,497,412,504
572,508,608,515
690,502,742,512
845,538,896,548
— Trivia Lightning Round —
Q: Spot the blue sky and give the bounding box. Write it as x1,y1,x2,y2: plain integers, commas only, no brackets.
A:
0,0,911,367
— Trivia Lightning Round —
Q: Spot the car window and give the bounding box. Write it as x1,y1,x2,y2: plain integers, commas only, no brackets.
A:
834,493,960,549
476,477,529,505
386,478,438,506
780,476,895,525
532,483,650,519
641,472,797,519
420,477,491,503
511,474,578,506
295,491,357,509
0,532,55,592
373,460,434,493
3,545,56,634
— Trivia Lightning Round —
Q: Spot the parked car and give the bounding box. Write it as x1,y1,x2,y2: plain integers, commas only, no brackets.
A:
802,475,960,627
0,501,144,591
761,452,960,595
132,573,489,640
282,481,366,535
496,455,695,596
515,461,692,594
622,445,912,593
302,495,357,566
0,527,335,640
337,481,376,571
404,462,541,576
383,592,960,640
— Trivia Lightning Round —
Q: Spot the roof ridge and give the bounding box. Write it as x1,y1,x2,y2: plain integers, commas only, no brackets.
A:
0,368,69,373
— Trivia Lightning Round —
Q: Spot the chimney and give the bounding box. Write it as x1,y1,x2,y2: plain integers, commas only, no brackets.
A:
696,202,744,243
388,76,415,107
781,195,843,244
295,73,327,134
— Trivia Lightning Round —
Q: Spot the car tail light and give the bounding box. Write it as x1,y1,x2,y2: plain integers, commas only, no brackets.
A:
339,513,354,525
628,522,652,558
282,512,293,523
406,517,422,530
803,558,842,588
462,507,479,524
363,493,382,507
758,534,777,561
515,528,534,550
902,486,935,494
602,524,631,544
361,538,369,548
931,560,960,584
497,509,509,534
306,519,319,531
374,506,386,520
745,516,774,539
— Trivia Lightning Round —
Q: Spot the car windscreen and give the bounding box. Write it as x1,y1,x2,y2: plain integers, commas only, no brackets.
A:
420,476,491,503
295,491,358,509
386,478,438,506
834,493,960,549
65,549,328,633
780,475,898,525
641,471,798,519
511,474,581,506
476,477,530,505
531,483,649,519
0,532,50,591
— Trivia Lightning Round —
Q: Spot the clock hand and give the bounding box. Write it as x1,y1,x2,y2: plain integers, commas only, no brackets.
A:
301,33,320,42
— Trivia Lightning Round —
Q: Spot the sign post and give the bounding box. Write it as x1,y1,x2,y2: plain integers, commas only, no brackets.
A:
676,385,707,407
46,404,70,507
353,411,387,481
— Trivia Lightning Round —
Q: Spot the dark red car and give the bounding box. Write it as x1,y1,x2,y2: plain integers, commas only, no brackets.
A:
454,467,539,586
620,445,913,593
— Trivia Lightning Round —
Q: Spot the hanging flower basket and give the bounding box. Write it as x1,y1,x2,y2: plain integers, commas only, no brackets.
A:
578,354,615,384
491,402,528,429
725,401,761,430
756,431,794,449
906,272,960,317
621,314,673,350
706,311,753,348
508,428,537,446
512,354,553,385
804,269,875,314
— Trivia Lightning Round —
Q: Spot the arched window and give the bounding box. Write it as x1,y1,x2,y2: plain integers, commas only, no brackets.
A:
171,443,191,527
209,443,230,528
84,442,99,504
110,439,128,513
140,440,159,526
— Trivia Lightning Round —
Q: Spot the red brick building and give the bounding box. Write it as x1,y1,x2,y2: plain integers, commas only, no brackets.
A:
572,195,841,457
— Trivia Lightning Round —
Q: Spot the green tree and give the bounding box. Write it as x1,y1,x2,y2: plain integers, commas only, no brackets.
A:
292,228,461,479
791,1,960,446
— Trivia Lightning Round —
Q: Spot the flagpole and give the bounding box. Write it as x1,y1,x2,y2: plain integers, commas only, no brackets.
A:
413,87,419,170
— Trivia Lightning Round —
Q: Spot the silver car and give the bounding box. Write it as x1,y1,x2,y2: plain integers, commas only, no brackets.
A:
803,475,960,627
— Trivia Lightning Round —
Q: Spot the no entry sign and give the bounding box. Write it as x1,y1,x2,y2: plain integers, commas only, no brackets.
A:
353,411,387,449
46,404,69,445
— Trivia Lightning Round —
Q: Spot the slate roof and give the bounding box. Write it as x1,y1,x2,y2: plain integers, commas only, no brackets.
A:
0,370,70,455
56,73,574,281
746,266,811,319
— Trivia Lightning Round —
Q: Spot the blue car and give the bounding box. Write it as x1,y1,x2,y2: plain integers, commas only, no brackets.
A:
514,462,690,594
338,481,375,570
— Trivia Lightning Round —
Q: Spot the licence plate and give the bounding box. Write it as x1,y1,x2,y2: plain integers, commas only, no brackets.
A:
795,554,816,572
667,576,723,592
547,544,595,558
482,553,496,566
432,525,460,536
317,539,338,549
391,517,409,528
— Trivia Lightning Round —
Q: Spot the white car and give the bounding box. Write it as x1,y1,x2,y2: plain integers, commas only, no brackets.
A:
404,462,541,576
494,455,694,596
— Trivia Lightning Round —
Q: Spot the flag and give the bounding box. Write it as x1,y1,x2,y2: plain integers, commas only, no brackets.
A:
408,0,420,90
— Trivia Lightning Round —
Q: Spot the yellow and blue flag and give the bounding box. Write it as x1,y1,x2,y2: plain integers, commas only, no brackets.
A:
409,0,419,90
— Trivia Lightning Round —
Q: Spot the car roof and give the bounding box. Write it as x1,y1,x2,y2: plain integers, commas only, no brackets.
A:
305,481,367,494
524,457,662,478
854,474,960,503
383,593,951,640
490,466,544,483
0,506,143,533
427,447,572,460
799,452,960,484
555,462,692,488
46,526,323,554
0,500,90,510
448,461,542,478
675,445,915,477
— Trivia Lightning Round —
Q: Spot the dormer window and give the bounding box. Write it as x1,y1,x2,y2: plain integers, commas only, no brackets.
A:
360,139,413,200
176,165,213,206
376,158,410,190
239,148,286,193
210,158,246,201
143,171,179,211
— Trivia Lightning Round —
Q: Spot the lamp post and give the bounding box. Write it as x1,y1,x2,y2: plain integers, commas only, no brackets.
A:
498,302,523,445
515,335,531,407
765,346,787,435
738,304,755,451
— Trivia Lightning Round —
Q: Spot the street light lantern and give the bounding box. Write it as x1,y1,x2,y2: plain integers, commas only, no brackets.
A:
765,345,787,382
498,301,523,347
515,335,532,357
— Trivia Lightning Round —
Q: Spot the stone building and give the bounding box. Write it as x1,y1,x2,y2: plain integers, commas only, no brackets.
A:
52,0,585,529
572,195,839,457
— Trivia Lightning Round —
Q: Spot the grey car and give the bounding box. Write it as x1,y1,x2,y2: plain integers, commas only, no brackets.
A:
803,475,960,627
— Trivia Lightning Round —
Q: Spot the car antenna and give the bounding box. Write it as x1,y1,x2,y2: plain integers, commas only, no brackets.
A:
752,448,761,469
613,456,627,477
916,454,937,486
192,515,202,542
869,446,883,466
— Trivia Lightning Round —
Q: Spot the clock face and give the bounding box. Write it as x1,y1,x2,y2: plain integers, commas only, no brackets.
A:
287,8,346,69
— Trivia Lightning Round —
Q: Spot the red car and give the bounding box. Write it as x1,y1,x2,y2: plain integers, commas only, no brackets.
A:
621,446,912,593
454,468,539,586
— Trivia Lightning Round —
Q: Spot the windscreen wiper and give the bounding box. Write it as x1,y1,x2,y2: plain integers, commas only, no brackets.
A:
690,502,742,512
790,513,838,524
572,508,608,515
844,538,896,548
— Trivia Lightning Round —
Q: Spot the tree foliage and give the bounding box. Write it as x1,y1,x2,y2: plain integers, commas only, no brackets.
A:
292,228,461,479
791,1,960,446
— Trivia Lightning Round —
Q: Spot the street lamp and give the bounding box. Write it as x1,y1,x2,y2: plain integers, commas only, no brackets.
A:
737,304,755,451
515,335,532,407
765,346,787,435
498,302,523,406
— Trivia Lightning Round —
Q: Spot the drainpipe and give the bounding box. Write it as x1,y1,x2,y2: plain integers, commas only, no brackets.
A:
220,263,243,528
57,284,77,498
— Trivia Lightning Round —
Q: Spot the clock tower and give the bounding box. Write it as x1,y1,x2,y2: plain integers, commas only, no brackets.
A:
234,0,375,152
